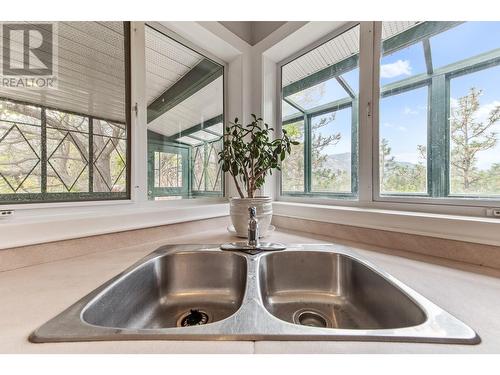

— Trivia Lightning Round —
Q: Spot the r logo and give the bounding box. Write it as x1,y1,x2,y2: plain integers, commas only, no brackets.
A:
2,23,53,76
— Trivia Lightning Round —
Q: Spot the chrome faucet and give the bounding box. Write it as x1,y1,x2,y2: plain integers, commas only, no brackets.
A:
220,206,286,253
247,206,260,248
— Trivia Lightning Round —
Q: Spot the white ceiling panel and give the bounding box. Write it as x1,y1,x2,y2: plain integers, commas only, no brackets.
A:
145,25,204,105
282,22,421,88
0,21,127,123
382,21,420,40
147,76,223,137
282,25,360,87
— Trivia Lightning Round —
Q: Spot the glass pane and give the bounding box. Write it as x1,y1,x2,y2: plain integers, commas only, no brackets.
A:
205,122,223,135
281,120,304,192
379,87,428,194
154,152,182,188
146,25,224,200
281,24,359,197
0,22,128,203
93,119,126,138
449,66,500,196
341,67,359,94
0,122,41,194
431,22,500,69
287,77,350,110
282,100,301,118
190,130,220,141
47,129,89,193
192,145,205,191
45,110,90,193
381,40,426,86
207,140,223,191
93,136,126,192
311,108,352,193
0,100,42,194
0,99,41,126
176,136,203,146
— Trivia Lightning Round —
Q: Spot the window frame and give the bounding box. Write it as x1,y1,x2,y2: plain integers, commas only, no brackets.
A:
373,21,500,208
143,22,226,202
147,137,190,199
277,21,500,212
0,21,132,205
278,22,361,200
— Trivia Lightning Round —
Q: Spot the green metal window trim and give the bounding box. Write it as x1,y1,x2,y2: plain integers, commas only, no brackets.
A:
380,32,500,200
0,99,129,204
0,21,131,205
147,130,223,200
191,139,223,194
280,21,500,201
166,114,223,142
147,133,190,199
281,95,359,199
147,59,223,124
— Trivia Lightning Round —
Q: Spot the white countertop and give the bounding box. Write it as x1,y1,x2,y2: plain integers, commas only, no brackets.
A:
1,228,499,354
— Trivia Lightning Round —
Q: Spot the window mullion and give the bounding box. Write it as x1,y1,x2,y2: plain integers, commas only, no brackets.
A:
89,117,94,193
351,99,359,195
305,114,311,193
360,21,376,204
40,107,47,195
429,74,448,197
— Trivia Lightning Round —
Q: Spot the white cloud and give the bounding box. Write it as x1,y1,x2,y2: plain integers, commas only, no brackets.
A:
403,106,418,115
475,100,500,124
393,152,422,165
383,122,407,131
380,60,412,78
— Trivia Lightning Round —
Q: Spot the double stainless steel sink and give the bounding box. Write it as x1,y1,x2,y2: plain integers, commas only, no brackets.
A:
30,244,479,344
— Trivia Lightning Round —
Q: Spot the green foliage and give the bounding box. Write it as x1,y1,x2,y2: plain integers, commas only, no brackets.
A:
379,88,500,195
281,113,350,193
380,138,427,193
281,121,304,192
218,114,298,198
450,87,500,194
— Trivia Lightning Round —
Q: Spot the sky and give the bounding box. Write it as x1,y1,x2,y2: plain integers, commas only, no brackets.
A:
283,21,500,172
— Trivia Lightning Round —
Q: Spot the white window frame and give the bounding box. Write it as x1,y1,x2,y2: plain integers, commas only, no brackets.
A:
276,21,500,217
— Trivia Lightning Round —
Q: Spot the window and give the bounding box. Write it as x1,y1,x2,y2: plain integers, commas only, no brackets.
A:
0,22,130,204
280,24,360,198
145,25,224,200
279,21,500,210
154,151,182,188
378,21,500,199
192,139,223,194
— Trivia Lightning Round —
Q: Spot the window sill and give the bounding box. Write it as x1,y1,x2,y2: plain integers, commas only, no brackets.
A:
273,201,500,246
0,199,229,250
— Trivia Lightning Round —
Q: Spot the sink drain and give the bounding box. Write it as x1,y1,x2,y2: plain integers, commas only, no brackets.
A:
177,309,209,327
293,309,329,328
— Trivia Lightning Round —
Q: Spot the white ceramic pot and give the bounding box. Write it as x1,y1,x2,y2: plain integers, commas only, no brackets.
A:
229,196,272,238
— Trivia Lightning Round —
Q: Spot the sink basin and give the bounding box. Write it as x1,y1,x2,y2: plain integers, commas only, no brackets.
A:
30,244,480,344
83,251,247,329
259,251,426,329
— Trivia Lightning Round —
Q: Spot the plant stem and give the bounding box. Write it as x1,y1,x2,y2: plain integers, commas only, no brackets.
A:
232,173,245,198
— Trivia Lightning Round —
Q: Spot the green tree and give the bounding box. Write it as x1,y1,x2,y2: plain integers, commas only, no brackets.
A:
450,87,500,193
282,113,349,192
380,138,426,193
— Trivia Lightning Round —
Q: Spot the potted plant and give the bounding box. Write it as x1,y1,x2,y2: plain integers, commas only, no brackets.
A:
218,114,298,237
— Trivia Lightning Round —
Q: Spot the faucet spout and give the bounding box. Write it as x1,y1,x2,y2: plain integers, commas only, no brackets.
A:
247,206,260,248
220,206,287,253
